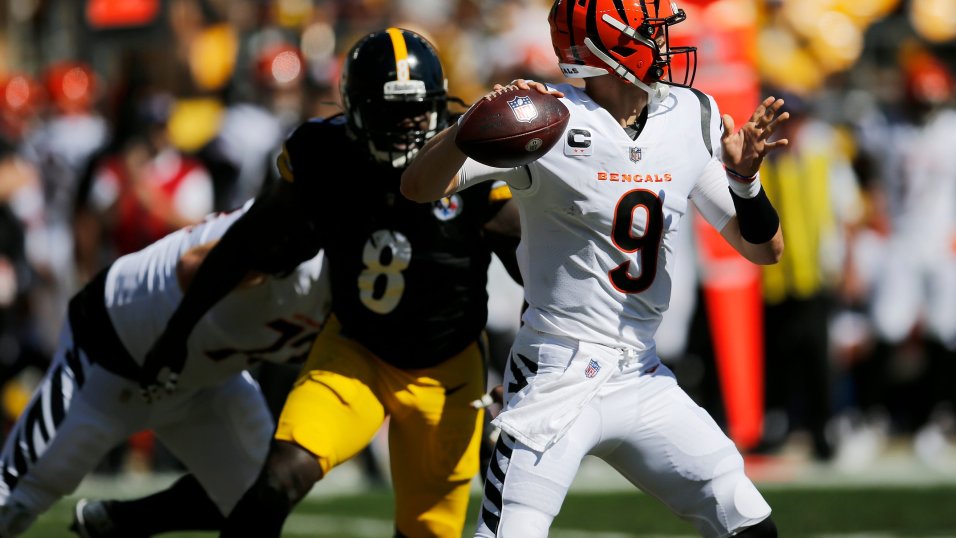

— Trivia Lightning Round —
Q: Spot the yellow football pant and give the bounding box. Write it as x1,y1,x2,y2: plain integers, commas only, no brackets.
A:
276,316,485,537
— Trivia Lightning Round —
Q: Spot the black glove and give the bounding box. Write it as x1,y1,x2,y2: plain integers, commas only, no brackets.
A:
139,330,189,403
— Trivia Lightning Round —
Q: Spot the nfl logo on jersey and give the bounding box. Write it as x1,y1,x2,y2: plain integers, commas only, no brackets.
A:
508,95,538,123
630,147,642,163
584,359,601,379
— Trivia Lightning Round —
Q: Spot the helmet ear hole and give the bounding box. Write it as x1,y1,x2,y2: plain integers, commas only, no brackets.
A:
611,46,637,58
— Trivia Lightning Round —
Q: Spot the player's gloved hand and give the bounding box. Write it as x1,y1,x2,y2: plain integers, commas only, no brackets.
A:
138,330,188,403
470,384,505,410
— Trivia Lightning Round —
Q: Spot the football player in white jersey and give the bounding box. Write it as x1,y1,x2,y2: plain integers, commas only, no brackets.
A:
0,200,330,537
402,1,787,536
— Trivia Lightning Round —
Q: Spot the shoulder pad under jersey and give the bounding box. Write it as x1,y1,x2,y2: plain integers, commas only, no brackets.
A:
277,115,349,185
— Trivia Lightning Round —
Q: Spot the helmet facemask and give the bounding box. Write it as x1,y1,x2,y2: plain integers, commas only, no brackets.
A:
341,28,449,169
347,84,447,169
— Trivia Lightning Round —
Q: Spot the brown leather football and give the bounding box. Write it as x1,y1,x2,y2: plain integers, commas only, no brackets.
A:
455,87,570,168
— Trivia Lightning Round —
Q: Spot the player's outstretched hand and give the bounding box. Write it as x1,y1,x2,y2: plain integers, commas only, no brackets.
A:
138,330,188,403
720,96,790,177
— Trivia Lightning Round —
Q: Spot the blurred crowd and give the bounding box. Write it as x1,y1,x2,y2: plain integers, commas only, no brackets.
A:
1,0,955,480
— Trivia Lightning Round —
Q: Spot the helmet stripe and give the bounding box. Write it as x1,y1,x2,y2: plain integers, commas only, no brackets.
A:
585,0,601,47
567,0,582,63
612,0,628,21
385,27,410,81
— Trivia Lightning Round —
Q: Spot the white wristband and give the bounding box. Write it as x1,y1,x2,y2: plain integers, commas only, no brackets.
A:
727,170,761,199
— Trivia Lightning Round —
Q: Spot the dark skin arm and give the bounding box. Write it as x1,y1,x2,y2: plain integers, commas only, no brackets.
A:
139,180,319,400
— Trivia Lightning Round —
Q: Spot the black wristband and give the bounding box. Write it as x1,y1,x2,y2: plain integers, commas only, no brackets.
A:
729,187,779,244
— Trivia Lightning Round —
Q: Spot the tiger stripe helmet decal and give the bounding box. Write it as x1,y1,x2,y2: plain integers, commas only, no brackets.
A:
548,0,697,96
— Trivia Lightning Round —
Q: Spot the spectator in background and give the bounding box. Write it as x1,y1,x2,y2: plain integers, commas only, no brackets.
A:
79,93,214,266
852,48,956,464
756,91,864,461
0,75,53,435
200,40,304,212
0,134,43,437
21,62,110,357
482,0,563,86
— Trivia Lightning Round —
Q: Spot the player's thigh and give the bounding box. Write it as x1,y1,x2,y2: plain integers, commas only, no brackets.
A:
275,323,386,476
604,374,770,538
0,343,138,516
387,342,485,537
153,372,273,516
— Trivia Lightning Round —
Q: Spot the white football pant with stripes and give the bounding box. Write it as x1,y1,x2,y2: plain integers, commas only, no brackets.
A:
475,326,771,538
0,322,273,536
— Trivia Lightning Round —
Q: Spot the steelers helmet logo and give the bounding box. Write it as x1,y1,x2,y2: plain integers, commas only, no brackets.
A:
433,194,463,221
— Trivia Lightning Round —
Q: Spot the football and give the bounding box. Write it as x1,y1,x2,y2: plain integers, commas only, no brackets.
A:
455,87,570,168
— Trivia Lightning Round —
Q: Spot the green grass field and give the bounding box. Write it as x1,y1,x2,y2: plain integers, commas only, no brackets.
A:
22,485,956,537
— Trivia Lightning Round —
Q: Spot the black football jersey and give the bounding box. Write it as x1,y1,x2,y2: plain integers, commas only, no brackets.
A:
277,115,511,369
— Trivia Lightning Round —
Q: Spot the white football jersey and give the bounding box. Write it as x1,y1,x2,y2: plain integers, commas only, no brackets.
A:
873,109,956,251
103,200,330,387
466,83,735,356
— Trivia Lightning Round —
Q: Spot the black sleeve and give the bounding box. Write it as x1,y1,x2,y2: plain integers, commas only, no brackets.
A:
239,180,323,275
164,180,322,338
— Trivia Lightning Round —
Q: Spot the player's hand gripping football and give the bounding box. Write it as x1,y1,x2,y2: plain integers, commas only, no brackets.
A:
487,79,565,100
720,96,790,177
138,330,188,403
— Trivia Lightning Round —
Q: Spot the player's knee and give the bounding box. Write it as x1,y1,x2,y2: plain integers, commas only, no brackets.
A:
263,441,325,506
735,516,777,537
0,501,38,537
494,502,554,538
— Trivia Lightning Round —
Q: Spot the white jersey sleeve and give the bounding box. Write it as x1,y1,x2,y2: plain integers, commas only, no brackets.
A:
690,157,735,232
104,199,331,388
458,159,531,191
689,92,734,232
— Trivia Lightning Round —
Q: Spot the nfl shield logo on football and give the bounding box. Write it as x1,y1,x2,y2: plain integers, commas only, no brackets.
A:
508,95,538,123
629,147,642,163
584,359,601,379
433,194,463,221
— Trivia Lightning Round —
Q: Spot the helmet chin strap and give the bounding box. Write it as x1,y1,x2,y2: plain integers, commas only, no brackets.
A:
583,37,670,103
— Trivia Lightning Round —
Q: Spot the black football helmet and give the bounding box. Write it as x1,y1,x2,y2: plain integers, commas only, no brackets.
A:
341,28,449,168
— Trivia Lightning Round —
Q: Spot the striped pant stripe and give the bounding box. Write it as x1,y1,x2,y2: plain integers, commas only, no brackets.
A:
507,352,536,395
479,432,515,536
0,341,88,494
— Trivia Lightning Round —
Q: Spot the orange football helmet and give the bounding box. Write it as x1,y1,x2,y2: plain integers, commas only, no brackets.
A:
549,0,696,95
